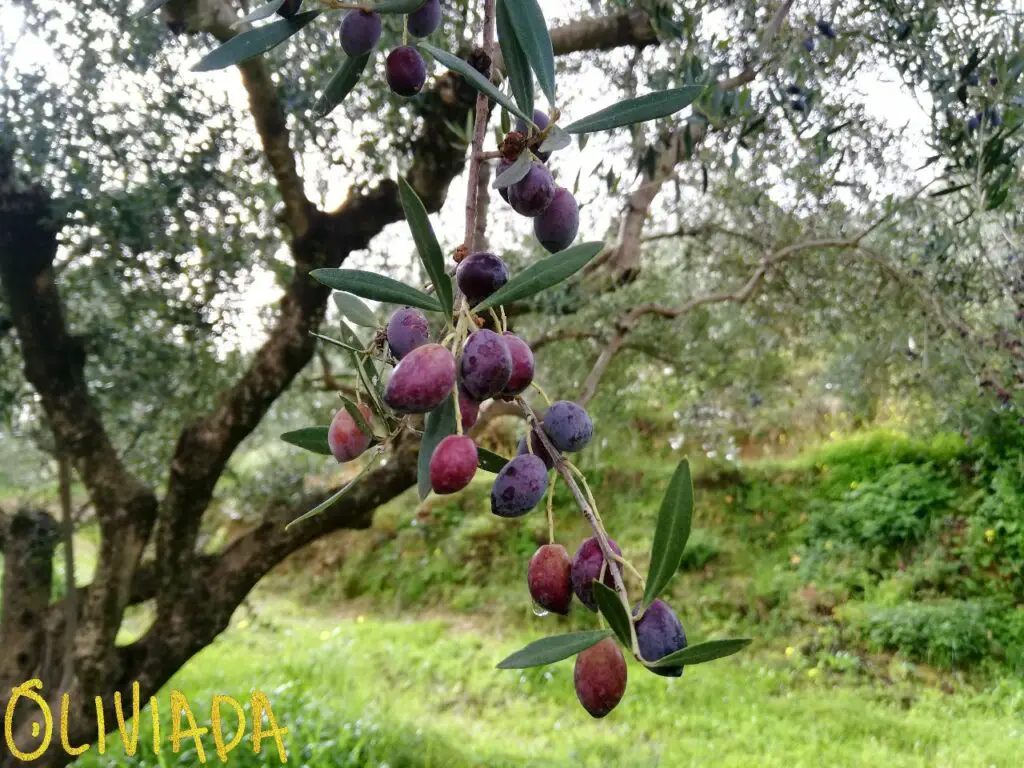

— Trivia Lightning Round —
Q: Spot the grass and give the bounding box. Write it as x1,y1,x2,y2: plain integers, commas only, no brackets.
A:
17,428,1024,765
72,603,1024,768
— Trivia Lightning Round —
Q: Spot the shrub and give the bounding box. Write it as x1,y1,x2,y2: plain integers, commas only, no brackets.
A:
806,463,956,554
961,466,1024,598
678,528,724,571
848,600,1024,670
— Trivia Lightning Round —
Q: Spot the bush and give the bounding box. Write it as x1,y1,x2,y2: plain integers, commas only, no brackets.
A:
848,600,1024,670
806,463,957,554
678,528,724,571
961,466,1024,598
795,430,968,497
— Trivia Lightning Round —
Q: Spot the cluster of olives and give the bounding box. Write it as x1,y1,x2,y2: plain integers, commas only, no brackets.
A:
279,0,441,98
528,539,689,717
326,250,558,501
498,111,581,254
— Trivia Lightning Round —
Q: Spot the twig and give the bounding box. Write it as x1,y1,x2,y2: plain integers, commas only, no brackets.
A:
58,456,76,692
578,180,938,405
517,399,642,659
462,0,497,254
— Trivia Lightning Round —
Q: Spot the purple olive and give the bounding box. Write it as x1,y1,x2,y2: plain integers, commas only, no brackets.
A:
429,434,478,494
456,252,509,306
500,333,534,397
386,46,427,97
491,454,547,517
508,163,556,217
339,10,382,57
533,187,579,253
406,0,441,38
459,329,512,400
383,343,455,413
386,307,430,360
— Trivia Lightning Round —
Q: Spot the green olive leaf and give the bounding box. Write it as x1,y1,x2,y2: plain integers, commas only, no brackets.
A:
501,0,555,104
313,53,372,119
397,177,453,319
310,268,443,313
492,151,533,189
417,394,457,500
648,638,752,668
473,241,605,311
477,447,510,474
192,11,321,72
496,630,613,669
338,395,376,441
418,42,534,125
280,426,332,455
496,0,534,118
232,0,287,28
565,85,706,134
642,459,694,610
332,292,378,328
592,582,633,649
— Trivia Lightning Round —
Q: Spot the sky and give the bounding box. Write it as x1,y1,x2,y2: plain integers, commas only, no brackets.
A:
0,0,934,353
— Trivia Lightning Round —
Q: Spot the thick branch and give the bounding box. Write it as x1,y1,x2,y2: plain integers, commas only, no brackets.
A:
184,0,313,237
0,164,158,691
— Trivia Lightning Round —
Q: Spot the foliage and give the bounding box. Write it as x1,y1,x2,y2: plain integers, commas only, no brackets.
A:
846,600,1024,671
806,463,958,554
71,607,1024,768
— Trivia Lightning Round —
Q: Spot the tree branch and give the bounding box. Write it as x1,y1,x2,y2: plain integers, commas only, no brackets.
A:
576,178,936,406
0,160,159,691
604,0,795,280
187,0,313,237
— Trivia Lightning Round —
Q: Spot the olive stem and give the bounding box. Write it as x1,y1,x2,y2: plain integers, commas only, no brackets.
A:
516,399,642,659
462,0,496,253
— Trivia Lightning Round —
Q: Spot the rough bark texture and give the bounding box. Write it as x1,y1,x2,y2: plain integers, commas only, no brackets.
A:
0,7,663,767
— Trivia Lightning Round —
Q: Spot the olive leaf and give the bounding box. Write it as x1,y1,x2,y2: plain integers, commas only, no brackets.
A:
336,323,389,427
285,449,383,530
492,151,532,189
496,0,534,118
333,292,377,328
539,124,571,153
565,85,706,134
642,459,694,610
418,42,533,125
649,638,752,668
313,53,371,119
232,0,286,28
192,11,321,72
496,630,613,669
417,394,457,500
310,268,443,313
339,395,376,441
477,447,510,474
311,332,365,355
501,0,555,103
592,582,633,649
398,177,453,319
473,241,605,311
371,0,425,12
280,426,332,455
